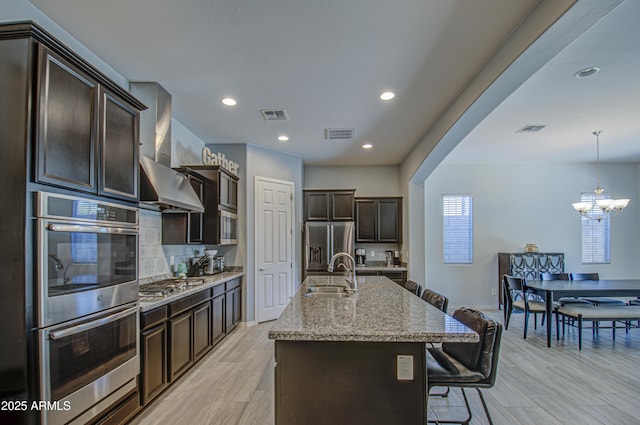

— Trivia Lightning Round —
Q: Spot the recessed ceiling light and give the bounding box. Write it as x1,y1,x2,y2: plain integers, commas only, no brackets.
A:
379,91,395,101
362,143,373,149
221,97,237,106
278,135,289,142
574,67,599,79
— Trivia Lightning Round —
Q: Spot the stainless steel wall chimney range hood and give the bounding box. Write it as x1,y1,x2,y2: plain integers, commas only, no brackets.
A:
131,82,204,213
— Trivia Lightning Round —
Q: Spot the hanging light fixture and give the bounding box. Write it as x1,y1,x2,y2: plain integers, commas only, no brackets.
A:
572,130,630,221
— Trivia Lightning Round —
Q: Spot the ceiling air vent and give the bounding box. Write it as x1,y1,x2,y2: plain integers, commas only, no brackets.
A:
324,128,356,140
516,124,547,133
260,109,288,121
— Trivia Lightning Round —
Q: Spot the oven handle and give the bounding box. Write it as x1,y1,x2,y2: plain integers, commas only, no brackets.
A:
47,223,138,235
49,306,137,340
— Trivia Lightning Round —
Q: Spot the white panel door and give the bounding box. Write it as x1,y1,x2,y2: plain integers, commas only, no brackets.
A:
256,177,294,323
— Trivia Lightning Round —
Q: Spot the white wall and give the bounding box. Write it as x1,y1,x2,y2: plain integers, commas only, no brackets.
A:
206,143,304,324
304,165,400,196
424,162,639,309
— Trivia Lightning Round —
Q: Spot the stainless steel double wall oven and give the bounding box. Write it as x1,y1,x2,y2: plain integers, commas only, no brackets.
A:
36,192,139,424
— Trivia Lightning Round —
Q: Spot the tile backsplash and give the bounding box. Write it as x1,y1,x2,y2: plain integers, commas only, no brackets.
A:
139,209,206,279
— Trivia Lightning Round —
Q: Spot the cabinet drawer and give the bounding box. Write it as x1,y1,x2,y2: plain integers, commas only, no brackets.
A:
212,282,226,297
141,305,168,331
226,278,241,291
169,289,211,317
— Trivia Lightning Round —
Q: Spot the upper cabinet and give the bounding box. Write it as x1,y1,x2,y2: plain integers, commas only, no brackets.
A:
36,47,99,193
355,197,402,243
0,21,152,205
99,88,140,200
36,45,141,201
304,190,355,221
163,166,239,245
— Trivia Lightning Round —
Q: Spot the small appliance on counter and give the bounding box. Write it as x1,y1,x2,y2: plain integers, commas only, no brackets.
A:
393,250,401,266
204,249,218,275
385,251,394,268
355,248,366,266
214,256,225,272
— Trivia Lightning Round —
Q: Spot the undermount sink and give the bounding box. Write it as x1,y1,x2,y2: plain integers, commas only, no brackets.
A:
305,285,351,298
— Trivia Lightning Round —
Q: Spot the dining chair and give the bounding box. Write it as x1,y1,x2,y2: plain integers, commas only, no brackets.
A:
426,307,503,425
405,280,422,297
540,273,593,306
421,288,448,313
569,272,625,305
502,275,546,338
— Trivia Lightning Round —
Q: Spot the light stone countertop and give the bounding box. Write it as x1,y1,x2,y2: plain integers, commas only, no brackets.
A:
138,271,244,312
268,275,478,343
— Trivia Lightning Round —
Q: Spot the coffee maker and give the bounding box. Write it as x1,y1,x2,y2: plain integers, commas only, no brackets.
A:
393,250,401,267
355,248,366,266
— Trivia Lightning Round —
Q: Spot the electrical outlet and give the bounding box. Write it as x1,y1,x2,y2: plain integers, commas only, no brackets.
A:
397,355,413,380
170,255,175,266
370,250,375,258
491,288,497,296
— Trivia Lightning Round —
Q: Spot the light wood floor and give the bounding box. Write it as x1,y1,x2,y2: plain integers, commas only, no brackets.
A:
129,310,640,425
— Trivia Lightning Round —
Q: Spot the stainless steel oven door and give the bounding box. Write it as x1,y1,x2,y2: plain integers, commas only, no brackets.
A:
39,303,139,425
38,219,139,327
219,210,237,245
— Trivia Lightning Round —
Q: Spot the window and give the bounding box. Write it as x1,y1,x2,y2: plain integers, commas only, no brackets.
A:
580,192,610,264
443,194,473,264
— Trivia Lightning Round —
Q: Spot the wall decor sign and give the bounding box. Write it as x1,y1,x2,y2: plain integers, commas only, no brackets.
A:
202,147,240,176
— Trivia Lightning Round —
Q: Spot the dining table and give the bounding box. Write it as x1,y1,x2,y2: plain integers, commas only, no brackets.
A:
526,279,640,347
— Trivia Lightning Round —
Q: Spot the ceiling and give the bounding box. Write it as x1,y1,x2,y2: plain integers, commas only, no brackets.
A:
25,0,639,166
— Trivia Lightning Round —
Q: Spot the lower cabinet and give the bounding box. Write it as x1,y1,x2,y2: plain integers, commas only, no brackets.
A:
141,324,167,405
193,301,212,361
140,278,243,407
212,292,226,345
359,270,406,286
169,311,194,382
225,278,242,333
140,306,168,406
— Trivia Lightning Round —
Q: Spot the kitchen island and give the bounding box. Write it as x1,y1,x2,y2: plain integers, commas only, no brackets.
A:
268,275,477,425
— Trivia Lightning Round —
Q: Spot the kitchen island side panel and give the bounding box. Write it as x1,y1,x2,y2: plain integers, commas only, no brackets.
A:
274,340,426,425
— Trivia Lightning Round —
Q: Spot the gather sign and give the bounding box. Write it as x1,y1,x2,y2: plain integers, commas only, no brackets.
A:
201,147,240,176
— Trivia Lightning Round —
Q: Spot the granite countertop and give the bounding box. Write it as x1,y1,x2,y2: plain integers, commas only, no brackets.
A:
139,271,244,312
268,275,478,343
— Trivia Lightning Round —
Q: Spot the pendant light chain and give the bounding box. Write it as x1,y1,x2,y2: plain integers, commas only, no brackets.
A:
594,130,603,195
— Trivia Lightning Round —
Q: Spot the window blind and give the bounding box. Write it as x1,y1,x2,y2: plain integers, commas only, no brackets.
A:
580,192,610,264
443,194,473,264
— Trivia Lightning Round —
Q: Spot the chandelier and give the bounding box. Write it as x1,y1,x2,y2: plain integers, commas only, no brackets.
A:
572,130,630,221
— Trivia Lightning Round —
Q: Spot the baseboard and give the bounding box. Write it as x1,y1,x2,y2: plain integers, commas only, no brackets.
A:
240,320,257,327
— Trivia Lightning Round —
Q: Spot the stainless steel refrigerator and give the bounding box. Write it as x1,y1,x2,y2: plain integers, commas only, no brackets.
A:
305,221,355,273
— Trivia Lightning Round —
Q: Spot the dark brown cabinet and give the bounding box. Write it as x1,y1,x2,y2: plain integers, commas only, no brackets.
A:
168,310,193,382
37,46,98,192
139,277,242,406
212,286,226,345
162,166,239,245
140,306,168,405
35,45,141,201
225,278,242,333
162,170,205,245
193,301,212,361
141,324,167,405
99,88,139,200
304,190,355,221
358,270,406,286
219,170,238,210
355,197,402,243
